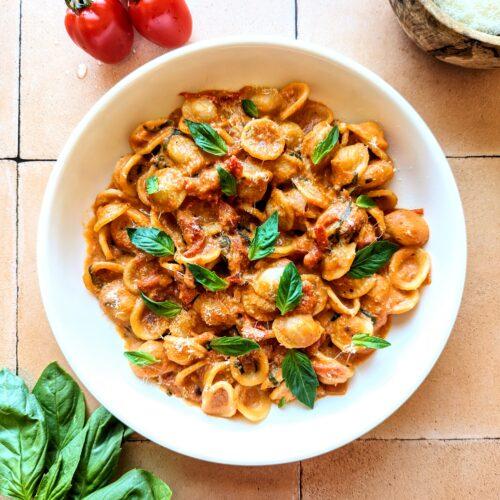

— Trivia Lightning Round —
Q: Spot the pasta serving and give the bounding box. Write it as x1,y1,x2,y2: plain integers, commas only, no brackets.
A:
84,82,431,422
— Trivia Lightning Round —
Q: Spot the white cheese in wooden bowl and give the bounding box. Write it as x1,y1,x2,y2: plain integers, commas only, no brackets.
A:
433,0,500,35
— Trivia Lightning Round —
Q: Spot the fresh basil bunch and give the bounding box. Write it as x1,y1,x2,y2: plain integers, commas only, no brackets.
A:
0,362,172,500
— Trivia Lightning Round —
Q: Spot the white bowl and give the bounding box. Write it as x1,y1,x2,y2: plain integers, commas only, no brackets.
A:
38,37,466,466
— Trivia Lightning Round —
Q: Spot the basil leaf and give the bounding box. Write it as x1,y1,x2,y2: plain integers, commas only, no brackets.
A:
185,120,227,156
347,241,399,278
276,262,303,315
33,362,85,467
216,165,237,196
0,369,48,500
127,227,175,257
355,194,376,208
141,293,182,318
352,334,391,349
242,99,259,118
35,428,87,500
124,351,160,367
83,469,172,500
209,336,259,356
282,350,319,409
278,397,287,408
188,264,228,292
248,211,280,261
146,175,159,195
70,407,128,498
311,125,339,164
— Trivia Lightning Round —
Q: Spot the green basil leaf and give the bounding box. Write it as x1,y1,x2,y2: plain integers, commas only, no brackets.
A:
0,369,48,500
242,99,259,118
141,293,182,318
216,165,237,196
185,120,228,156
70,407,128,498
355,194,376,208
146,176,159,195
282,350,319,409
311,125,339,164
276,262,303,315
278,397,287,408
188,264,228,292
33,362,85,467
83,469,172,500
347,241,399,278
124,351,160,367
209,336,259,356
248,211,280,261
127,227,175,257
352,334,391,349
35,428,87,500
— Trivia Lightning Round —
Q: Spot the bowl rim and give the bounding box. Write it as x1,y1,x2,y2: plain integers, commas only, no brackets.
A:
421,0,500,45
37,36,467,465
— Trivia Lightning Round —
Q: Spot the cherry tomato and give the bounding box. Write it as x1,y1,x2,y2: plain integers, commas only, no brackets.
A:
65,0,134,64
128,0,192,49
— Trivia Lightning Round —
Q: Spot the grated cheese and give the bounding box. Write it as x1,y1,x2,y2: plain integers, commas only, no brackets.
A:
433,0,500,35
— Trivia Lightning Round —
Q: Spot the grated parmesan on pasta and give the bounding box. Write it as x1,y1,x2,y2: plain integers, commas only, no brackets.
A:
433,0,500,35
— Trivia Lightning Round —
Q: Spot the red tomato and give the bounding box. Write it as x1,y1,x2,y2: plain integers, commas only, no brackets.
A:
65,0,134,64
128,0,192,49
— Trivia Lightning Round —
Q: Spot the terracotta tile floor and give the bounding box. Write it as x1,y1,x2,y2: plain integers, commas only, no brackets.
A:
2,1,499,498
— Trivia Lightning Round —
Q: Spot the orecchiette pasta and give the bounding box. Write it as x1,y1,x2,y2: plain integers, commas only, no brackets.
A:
241,118,285,161
389,247,431,291
84,82,430,421
235,385,272,422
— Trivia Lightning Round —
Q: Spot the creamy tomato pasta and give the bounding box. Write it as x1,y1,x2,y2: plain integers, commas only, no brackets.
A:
84,82,431,422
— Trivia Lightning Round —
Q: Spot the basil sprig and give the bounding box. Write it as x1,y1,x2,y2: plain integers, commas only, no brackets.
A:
84,469,172,500
141,293,182,318
311,125,339,164
276,262,303,315
347,241,399,278
282,349,319,409
127,227,175,257
69,406,128,498
209,336,259,356
248,211,280,261
33,362,85,467
242,99,259,118
216,165,237,196
0,363,171,499
0,370,48,499
124,351,160,367
188,264,228,292
184,119,228,156
352,333,391,349
355,194,376,208
146,175,159,194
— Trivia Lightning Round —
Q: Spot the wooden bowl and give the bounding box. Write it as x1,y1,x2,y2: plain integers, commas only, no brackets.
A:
389,0,500,68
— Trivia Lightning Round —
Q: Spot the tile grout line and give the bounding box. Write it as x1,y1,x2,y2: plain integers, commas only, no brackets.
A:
446,155,500,159
361,436,500,442
298,460,302,500
15,0,22,375
2,158,56,163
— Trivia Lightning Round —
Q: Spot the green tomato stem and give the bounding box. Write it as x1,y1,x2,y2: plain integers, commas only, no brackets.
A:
65,0,92,12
